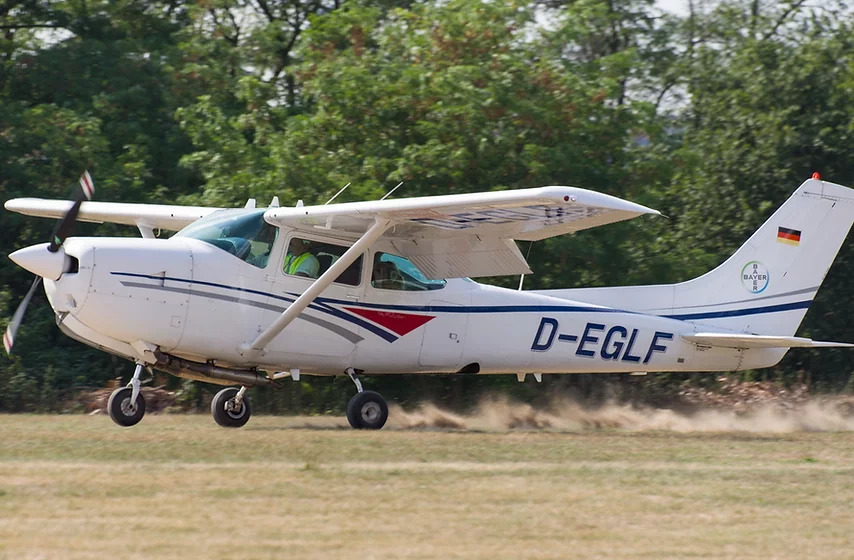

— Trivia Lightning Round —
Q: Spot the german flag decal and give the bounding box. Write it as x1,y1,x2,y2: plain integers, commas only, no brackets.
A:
777,226,801,246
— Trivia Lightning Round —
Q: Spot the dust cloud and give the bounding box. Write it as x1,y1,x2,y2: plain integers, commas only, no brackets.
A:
386,396,854,433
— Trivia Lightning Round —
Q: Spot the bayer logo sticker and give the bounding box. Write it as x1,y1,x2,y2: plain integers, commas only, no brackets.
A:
742,261,769,293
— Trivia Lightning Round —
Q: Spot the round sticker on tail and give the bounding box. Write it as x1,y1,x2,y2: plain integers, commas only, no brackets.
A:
741,261,769,293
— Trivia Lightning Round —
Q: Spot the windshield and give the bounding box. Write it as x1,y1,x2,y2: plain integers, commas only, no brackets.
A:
175,209,278,268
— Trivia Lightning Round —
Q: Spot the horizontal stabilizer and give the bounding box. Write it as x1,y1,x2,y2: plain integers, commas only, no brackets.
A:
683,333,854,349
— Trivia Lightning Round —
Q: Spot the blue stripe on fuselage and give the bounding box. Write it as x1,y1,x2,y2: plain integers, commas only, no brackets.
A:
312,294,812,321
110,272,812,335
662,300,811,321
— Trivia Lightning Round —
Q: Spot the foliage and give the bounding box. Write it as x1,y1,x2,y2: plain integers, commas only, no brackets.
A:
2,0,854,412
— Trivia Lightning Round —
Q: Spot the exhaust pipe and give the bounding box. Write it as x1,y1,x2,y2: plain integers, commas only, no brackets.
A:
154,351,278,387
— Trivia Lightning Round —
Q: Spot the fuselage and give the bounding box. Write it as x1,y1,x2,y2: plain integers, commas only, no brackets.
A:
45,230,784,378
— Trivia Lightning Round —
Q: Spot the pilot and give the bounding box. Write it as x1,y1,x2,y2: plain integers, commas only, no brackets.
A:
284,238,320,278
247,223,277,268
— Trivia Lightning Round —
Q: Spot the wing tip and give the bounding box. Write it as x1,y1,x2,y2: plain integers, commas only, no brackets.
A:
547,186,662,217
5,198,39,212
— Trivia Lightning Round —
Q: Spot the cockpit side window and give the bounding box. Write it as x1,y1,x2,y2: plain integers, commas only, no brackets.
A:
174,210,278,268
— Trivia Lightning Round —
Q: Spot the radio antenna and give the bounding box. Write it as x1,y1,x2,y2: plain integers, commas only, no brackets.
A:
381,182,404,201
325,182,350,205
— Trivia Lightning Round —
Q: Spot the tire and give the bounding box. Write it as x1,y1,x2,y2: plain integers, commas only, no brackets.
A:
107,387,146,427
346,390,388,430
211,387,252,428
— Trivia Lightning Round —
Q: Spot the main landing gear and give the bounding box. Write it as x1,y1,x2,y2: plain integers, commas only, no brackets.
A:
345,368,388,430
211,386,252,428
108,363,147,427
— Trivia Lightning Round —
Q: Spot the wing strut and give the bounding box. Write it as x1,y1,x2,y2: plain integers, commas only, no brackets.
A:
239,218,394,357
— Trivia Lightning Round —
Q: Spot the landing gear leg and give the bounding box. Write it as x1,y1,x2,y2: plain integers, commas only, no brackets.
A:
345,368,388,430
211,386,252,428
108,363,147,427
347,368,363,393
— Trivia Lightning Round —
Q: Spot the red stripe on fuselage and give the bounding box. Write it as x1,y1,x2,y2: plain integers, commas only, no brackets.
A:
344,307,435,337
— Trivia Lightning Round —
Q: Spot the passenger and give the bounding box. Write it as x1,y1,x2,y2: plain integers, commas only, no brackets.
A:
372,260,402,288
284,239,320,278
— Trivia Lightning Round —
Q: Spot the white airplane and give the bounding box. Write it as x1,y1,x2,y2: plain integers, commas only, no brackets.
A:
5,173,854,429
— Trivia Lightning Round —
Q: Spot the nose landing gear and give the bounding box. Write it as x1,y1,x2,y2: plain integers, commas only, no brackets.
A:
107,363,147,427
345,368,388,430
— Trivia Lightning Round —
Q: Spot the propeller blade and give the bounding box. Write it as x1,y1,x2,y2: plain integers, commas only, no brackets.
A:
48,170,94,253
3,276,43,355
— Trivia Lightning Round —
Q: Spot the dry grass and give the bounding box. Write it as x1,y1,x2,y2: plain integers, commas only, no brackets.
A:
0,414,853,559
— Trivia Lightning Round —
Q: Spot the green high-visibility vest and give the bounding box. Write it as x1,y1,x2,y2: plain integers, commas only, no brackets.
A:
284,252,312,275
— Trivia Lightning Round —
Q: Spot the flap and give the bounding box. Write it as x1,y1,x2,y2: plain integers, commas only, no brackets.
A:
385,237,531,279
5,198,219,232
683,333,854,349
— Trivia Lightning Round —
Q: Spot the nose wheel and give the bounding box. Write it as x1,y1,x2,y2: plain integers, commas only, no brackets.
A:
345,368,388,430
211,386,252,428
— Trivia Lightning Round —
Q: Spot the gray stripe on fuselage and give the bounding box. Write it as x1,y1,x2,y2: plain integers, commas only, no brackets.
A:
119,281,364,343
645,286,820,313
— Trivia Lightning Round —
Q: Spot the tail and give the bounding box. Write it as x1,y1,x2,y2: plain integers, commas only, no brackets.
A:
537,177,854,337
668,177,854,335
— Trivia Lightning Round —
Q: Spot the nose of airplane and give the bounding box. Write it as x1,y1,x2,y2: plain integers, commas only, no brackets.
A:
9,243,71,281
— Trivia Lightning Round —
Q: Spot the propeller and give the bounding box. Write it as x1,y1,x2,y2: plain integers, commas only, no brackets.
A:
48,170,93,252
3,277,42,354
4,171,94,355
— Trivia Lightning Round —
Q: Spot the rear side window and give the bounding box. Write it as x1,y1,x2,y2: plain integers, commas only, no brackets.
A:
371,252,446,291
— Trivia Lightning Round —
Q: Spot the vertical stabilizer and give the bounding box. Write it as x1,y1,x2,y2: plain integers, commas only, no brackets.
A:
668,178,854,335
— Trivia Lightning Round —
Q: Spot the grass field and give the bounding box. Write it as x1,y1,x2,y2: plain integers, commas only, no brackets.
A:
1,413,853,559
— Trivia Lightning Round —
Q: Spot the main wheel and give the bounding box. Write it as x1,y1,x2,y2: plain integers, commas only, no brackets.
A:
107,387,146,427
346,390,388,430
211,387,252,428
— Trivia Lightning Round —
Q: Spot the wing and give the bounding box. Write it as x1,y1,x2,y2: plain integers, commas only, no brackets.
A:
265,186,659,278
5,198,220,232
683,333,854,349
